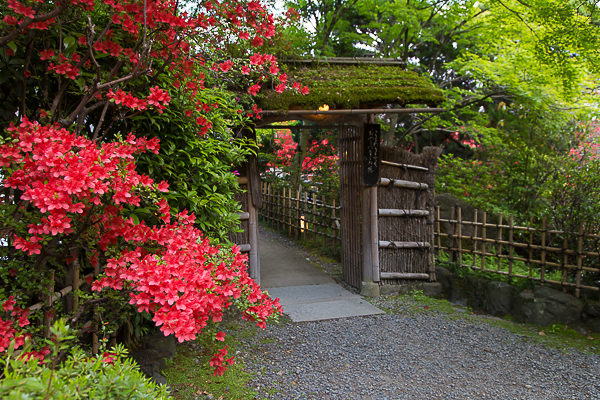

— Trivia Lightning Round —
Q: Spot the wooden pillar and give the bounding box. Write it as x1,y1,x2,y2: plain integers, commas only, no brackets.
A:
248,186,260,285
360,119,379,296
370,186,379,282
362,185,373,283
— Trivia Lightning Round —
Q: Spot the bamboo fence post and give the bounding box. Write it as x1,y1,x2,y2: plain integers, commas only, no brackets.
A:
576,223,584,298
508,216,514,280
540,217,547,284
322,196,326,247
457,207,462,268
312,194,317,242
296,190,300,239
436,206,442,257
277,186,281,231
563,234,569,293
303,192,307,242
73,258,80,312
449,206,456,263
43,270,55,338
288,188,292,237
472,210,478,269
332,199,337,253
528,216,534,279
497,213,503,272
267,183,272,225
481,212,487,270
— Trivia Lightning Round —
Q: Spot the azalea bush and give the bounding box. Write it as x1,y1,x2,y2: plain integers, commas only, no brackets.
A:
0,119,282,375
0,0,302,379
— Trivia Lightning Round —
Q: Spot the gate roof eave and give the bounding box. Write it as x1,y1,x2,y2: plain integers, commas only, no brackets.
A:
255,107,444,127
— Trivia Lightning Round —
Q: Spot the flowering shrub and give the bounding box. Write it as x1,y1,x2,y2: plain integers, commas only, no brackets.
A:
0,118,282,375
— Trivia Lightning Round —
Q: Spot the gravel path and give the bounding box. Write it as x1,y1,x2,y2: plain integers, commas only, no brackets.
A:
231,227,600,400
236,308,600,399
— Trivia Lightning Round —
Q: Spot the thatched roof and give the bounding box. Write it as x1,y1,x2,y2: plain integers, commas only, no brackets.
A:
257,59,445,111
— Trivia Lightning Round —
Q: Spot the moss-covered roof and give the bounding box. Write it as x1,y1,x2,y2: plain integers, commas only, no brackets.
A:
257,62,445,111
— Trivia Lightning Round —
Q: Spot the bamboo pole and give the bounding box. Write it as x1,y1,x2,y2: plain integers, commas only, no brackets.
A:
576,223,583,298
497,213,503,272
472,210,478,269
563,235,569,293
288,189,292,237
449,206,456,263
277,186,281,231
436,206,442,257
332,199,337,254
370,187,379,282
312,194,317,242
457,207,463,268
378,178,428,190
302,192,307,241
380,160,429,171
508,216,514,280
380,272,430,280
379,241,431,249
378,209,430,217
322,195,326,247
295,190,300,240
540,217,547,284
481,212,487,271
528,216,534,279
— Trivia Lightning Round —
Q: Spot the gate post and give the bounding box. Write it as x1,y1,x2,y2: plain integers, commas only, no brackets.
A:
360,120,381,297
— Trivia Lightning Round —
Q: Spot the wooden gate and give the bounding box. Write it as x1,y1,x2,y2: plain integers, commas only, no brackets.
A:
339,125,363,288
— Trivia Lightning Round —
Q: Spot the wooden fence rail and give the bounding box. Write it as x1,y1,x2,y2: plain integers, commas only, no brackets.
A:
259,183,342,252
435,206,600,298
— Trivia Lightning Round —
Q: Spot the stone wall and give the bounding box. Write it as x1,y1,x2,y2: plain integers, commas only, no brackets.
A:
435,266,600,332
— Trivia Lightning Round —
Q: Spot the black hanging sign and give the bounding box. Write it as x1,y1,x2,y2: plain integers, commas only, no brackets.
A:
363,123,380,186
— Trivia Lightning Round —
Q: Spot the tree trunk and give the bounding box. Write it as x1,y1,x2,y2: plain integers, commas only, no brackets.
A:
383,106,399,146
290,130,310,191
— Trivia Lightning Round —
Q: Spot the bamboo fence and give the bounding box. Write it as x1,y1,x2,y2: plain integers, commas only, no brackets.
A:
435,206,600,298
258,185,600,298
259,182,341,253
12,258,121,355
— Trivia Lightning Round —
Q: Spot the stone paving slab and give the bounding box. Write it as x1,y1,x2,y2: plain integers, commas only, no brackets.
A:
259,230,383,322
265,284,384,322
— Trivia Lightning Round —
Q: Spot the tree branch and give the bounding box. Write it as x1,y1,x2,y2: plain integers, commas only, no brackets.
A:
0,3,68,48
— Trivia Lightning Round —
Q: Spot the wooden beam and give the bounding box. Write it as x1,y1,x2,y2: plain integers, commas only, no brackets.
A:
258,125,340,130
378,209,429,217
381,160,428,172
282,58,406,66
238,212,250,220
378,178,428,190
380,272,430,280
379,241,430,249
259,108,444,116
238,176,248,185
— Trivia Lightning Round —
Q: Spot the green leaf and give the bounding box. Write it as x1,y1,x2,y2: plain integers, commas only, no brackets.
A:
64,36,76,50
7,41,17,54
